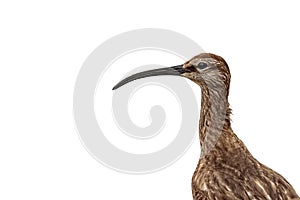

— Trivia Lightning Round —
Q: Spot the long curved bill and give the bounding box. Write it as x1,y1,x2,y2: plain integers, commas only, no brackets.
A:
112,64,186,90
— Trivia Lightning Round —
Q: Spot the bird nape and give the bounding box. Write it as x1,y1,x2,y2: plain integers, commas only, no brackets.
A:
113,53,299,200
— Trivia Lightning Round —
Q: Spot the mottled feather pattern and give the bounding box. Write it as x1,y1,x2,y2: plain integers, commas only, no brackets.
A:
192,134,299,199
183,53,299,199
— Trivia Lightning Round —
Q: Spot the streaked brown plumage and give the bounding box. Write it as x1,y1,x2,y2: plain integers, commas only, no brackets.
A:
184,54,299,200
113,53,299,199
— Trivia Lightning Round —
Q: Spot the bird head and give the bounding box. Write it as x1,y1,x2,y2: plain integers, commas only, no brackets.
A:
113,53,231,94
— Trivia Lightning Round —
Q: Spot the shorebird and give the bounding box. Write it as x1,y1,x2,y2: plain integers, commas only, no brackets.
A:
113,53,299,199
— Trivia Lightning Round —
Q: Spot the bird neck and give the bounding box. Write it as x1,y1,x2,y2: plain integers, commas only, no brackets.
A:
199,86,232,157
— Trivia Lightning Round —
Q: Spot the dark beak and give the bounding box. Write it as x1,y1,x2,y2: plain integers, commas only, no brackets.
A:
112,64,186,90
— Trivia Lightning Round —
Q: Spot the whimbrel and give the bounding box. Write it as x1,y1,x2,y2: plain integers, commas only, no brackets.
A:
113,53,299,199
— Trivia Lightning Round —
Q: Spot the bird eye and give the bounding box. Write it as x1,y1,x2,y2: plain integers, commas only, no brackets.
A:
197,62,208,69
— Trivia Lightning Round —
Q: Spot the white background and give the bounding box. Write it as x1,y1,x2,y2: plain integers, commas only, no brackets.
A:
1,1,300,199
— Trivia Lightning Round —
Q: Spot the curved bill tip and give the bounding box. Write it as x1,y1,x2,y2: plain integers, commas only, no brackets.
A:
112,65,185,90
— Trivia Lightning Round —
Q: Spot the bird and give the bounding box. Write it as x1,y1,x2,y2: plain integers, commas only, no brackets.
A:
113,53,299,199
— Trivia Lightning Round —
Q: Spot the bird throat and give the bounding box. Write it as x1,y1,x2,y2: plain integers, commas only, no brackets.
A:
199,85,232,157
